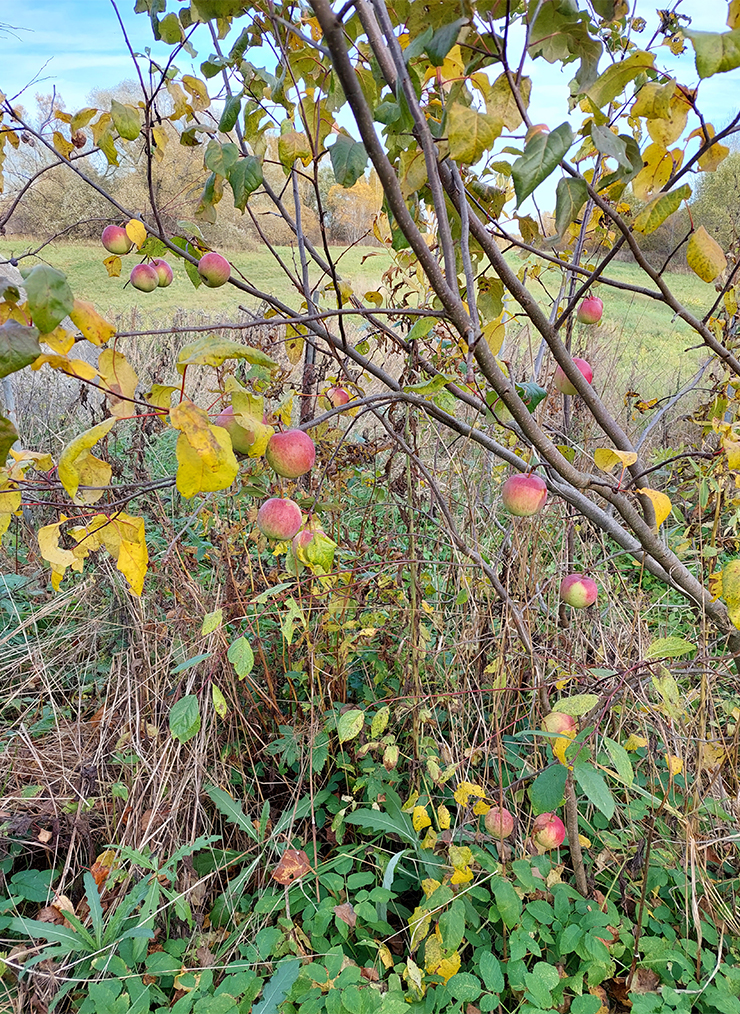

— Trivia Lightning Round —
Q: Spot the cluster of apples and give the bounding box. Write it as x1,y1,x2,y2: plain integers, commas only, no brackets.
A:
483,805,566,850
101,225,232,292
497,294,602,611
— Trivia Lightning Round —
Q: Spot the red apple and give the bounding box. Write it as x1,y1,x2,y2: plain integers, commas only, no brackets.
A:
542,712,577,736
577,296,603,325
553,357,593,396
129,263,159,292
501,473,547,517
532,812,566,850
484,806,514,838
265,429,316,478
198,251,231,287
151,258,173,287
560,573,598,609
101,225,132,255
214,405,255,455
256,497,303,540
327,387,351,408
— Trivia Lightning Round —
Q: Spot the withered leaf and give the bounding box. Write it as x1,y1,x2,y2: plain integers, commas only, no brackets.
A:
272,848,311,885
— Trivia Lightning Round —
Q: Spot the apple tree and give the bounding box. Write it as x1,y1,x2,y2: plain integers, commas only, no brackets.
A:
1,0,740,660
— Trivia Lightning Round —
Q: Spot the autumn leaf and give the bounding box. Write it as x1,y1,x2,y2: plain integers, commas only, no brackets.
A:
594,447,638,471
125,219,147,250
97,349,139,417
177,334,278,373
32,353,98,381
41,327,76,355
636,487,672,528
272,848,311,885
171,400,239,498
413,806,432,832
453,781,486,807
38,521,85,591
57,418,116,502
69,300,116,346
687,226,728,282
69,512,148,595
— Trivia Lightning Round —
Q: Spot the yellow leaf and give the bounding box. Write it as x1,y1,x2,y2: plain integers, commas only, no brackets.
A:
52,130,74,159
69,512,147,595
646,89,690,146
553,734,574,768
482,317,506,356
698,741,725,770
578,834,592,848
420,828,438,850
152,125,168,162
182,75,210,110
146,384,179,410
421,878,442,899
69,300,116,346
636,487,672,528
631,79,675,119
624,733,648,751
10,449,55,472
232,391,274,457
447,103,501,164
729,0,740,28
472,799,489,815
377,944,394,970
594,447,638,471
413,806,432,832
38,521,85,590
116,537,148,596
125,219,147,250
664,754,683,776
409,906,431,950
687,125,730,172
0,513,13,541
453,781,486,807
41,327,75,355
632,143,682,201
32,354,98,381
719,558,740,629
103,255,122,277
437,804,451,830
174,428,238,498
424,934,461,983
687,226,727,283
724,287,738,317
284,324,305,365
97,349,139,418
177,335,278,374
212,683,228,719
450,865,474,884
57,418,116,502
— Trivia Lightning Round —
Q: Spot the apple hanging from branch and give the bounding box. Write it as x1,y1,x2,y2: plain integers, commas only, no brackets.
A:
553,357,593,396
501,473,547,516
101,225,133,255
560,574,598,608
265,430,316,478
577,296,603,324
197,252,231,288
129,263,160,292
257,498,303,540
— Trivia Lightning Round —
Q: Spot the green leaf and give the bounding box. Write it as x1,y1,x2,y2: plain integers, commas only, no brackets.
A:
228,156,263,210
645,635,696,659
584,50,656,108
201,608,223,635
492,878,522,928
253,958,302,1014
529,764,567,814
479,951,504,993
554,177,588,238
219,94,241,132
111,99,141,141
204,140,240,177
169,694,201,743
512,122,573,205
515,381,548,413
212,683,228,719
337,709,364,743
571,995,605,1014
227,636,254,678
159,11,183,44
603,737,634,787
686,28,740,78
0,321,41,378
24,265,74,334
596,133,643,190
553,694,599,716
633,184,691,235
438,900,466,951
426,19,467,66
204,785,258,840
524,962,560,1009
177,335,278,373
10,868,57,902
590,124,632,168
447,973,482,1003
573,760,615,819
330,133,368,187
343,807,417,845
407,316,436,342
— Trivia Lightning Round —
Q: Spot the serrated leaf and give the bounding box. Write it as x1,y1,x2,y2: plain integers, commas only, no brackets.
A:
554,177,588,238
330,133,368,187
337,709,364,744
169,694,201,743
111,99,141,141
603,736,634,787
636,487,672,528
573,760,615,819
687,226,727,282
585,49,656,108
24,265,74,334
0,321,41,377
645,636,696,659
553,694,599,716
594,447,637,471
633,184,691,234
512,122,573,205
227,636,255,678
204,785,257,838
202,607,223,635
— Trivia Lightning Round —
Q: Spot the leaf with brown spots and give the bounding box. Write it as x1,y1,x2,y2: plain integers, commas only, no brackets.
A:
272,848,311,885
334,902,357,928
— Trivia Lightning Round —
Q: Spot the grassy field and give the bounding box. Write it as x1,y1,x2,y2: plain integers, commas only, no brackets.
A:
0,237,716,400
